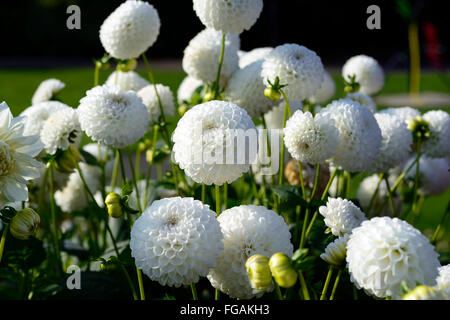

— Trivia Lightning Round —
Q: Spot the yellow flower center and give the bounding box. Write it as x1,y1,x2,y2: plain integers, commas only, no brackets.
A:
0,140,16,177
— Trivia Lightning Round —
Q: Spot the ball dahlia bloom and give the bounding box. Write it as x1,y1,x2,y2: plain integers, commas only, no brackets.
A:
345,91,377,113
421,110,450,158
31,78,65,105
379,106,420,124
342,54,384,95
105,71,150,92
436,265,450,297
320,234,349,267
309,70,336,104
137,84,175,123
239,47,273,68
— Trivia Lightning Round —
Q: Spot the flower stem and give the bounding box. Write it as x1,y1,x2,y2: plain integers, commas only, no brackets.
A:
223,183,228,210
278,89,292,187
298,271,310,300
297,161,307,199
329,269,342,300
274,283,283,300
144,125,159,207
215,184,221,217
384,174,397,217
201,184,206,203
48,163,62,275
191,283,198,300
310,164,321,200
411,140,422,218
214,33,226,99
94,63,100,87
320,266,334,300
136,267,146,300
299,208,309,249
110,149,120,191
0,224,9,264
142,53,167,126
127,151,143,213
367,173,383,217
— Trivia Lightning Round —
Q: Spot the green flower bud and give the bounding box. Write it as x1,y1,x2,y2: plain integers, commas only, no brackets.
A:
407,115,431,143
117,59,137,72
54,145,82,174
264,87,281,101
105,192,123,218
10,208,40,240
203,91,215,102
245,254,272,293
178,105,188,117
269,252,298,288
403,285,447,300
96,60,110,71
343,74,360,94
145,149,154,163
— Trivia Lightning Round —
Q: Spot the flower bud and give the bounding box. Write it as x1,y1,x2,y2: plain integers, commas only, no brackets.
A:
403,285,447,300
117,59,137,72
245,254,272,293
203,91,215,102
105,192,123,218
54,145,82,174
264,87,281,101
178,105,188,116
269,252,298,288
146,149,154,163
407,115,431,143
10,208,40,240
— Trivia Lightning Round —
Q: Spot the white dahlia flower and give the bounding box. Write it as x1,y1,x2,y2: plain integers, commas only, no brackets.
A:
225,60,273,117
320,98,382,172
31,79,65,105
319,197,366,237
368,113,413,173
421,110,450,158
130,197,223,287
0,102,43,202
342,55,384,95
345,91,377,113
172,101,257,186
263,100,303,130
99,0,160,60
436,265,450,296
182,28,239,86
404,156,450,195
379,106,420,124
78,85,149,149
105,71,150,92
137,84,175,123
40,108,81,155
309,71,336,104
177,76,204,104
283,110,339,164
207,205,293,299
320,234,349,267
261,44,324,101
347,217,440,299
193,0,263,34
239,47,273,68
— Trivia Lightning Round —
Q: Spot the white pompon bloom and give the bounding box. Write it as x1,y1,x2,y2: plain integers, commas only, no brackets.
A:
421,110,450,158
105,71,150,92
20,101,72,137
182,28,239,86
436,265,450,297
207,205,294,299
283,110,339,164
99,0,160,60
345,92,377,113
368,113,413,173
319,197,366,237
172,101,257,186
404,156,450,196
31,79,65,105
130,197,223,287
193,0,263,34
0,102,44,202
320,98,382,172
137,84,175,123
261,44,325,101
379,106,420,124
347,217,440,299
320,234,349,267
40,108,81,155
78,85,149,149
177,76,204,104
263,100,303,130
342,55,384,95
309,71,336,104
225,60,273,117
239,47,273,68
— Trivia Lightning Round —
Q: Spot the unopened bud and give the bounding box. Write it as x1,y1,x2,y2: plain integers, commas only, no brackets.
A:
264,87,281,101
246,254,272,293
117,59,137,72
269,252,298,288
407,115,431,143
403,285,447,300
10,208,40,240
105,192,123,218
203,91,215,102
54,145,82,174
178,105,188,116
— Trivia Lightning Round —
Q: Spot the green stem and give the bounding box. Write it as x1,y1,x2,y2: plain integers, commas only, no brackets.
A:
144,125,159,207
135,148,141,179
310,164,321,200
411,140,422,218
390,157,418,193
201,184,206,203
299,208,309,249
0,224,9,264
384,174,397,217
329,269,342,300
298,271,310,300
344,171,351,199
274,283,283,300
136,267,146,300
110,149,120,191
214,33,226,99
320,266,334,300
94,63,100,87
215,289,220,300
297,161,307,199
48,163,62,274
191,283,198,300
223,183,228,210
127,151,143,213
142,53,167,125
367,173,383,217
277,90,292,187
215,184,221,217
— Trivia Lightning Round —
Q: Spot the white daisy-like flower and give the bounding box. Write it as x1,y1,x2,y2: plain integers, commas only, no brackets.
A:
261,43,325,101
342,55,384,95
0,102,44,202
182,28,239,86
54,162,101,212
20,101,72,137
319,197,366,237
207,205,294,299
40,108,81,155
137,84,175,123
225,60,273,117
421,110,450,158
347,217,440,299
368,113,413,173
436,265,450,297
177,76,204,104
404,156,450,196
283,110,339,164
99,0,160,60
263,100,303,130
31,79,65,105
309,71,336,104
193,0,263,34
320,234,349,267
239,47,273,68
345,91,377,113
105,71,150,92
320,98,382,172
379,106,420,124
130,197,223,287
78,85,149,149
172,101,257,186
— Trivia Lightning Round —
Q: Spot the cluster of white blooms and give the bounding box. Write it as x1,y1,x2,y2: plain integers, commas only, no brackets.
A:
379,106,420,124
177,76,204,104
283,110,339,164
193,0,264,34
320,234,349,266
172,101,256,186
263,100,303,130
99,0,160,59
345,92,377,113
78,85,149,148
239,47,273,68
261,44,324,101
404,156,450,195
319,197,366,236
342,55,384,95
105,71,150,92
130,197,223,287
320,98,382,172
421,110,450,158
347,217,440,299
138,84,175,123
207,205,293,299
31,79,65,105
309,71,336,104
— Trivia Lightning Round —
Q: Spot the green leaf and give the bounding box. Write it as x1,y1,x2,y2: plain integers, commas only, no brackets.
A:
271,185,307,206
292,248,309,262
121,183,133,197
79,149,99,166
293,256,316,271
